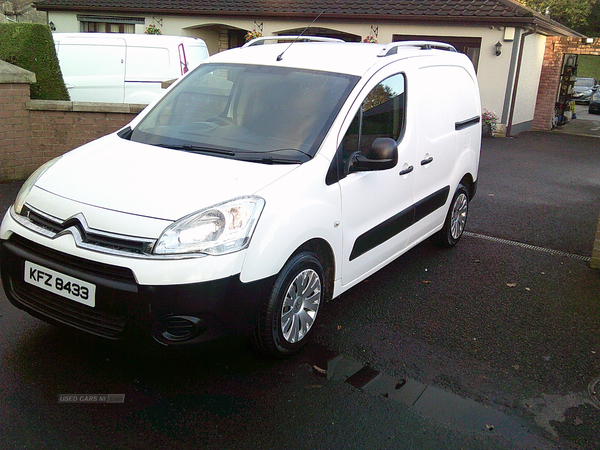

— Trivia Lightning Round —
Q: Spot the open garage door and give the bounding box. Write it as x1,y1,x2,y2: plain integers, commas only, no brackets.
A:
277,27,361,43
393,35,481,72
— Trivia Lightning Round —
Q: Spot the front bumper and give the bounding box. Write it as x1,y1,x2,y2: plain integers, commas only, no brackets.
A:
1,234,273,345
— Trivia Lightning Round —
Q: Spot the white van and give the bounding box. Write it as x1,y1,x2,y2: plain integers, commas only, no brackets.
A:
53,33,209,104
1,39,481,356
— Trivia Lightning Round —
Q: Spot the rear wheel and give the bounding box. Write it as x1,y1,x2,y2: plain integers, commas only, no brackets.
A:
434,184,469,247
253,252,324,356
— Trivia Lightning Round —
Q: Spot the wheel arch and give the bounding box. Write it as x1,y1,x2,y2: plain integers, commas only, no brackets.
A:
459,172,476,199
290,238,335,303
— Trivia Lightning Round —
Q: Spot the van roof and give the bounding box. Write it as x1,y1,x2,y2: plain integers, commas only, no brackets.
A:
52,33,207,47
206,41,467,77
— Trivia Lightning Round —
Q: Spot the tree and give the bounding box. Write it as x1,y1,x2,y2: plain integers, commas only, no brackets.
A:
579,1,600,37
517,0,597,33
363,84,397,111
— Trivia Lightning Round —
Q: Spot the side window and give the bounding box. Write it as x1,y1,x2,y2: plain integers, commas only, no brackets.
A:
342,73,405,163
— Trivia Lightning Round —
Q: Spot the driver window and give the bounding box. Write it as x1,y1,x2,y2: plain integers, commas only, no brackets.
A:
341,73,405,164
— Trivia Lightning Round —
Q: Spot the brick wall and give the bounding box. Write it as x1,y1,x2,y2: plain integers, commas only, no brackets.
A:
27,101,144,176
0,78,143,182
0,83,36,182
532,37,600,131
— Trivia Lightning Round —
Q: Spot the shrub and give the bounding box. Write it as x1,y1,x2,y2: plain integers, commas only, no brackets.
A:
0,23,69,100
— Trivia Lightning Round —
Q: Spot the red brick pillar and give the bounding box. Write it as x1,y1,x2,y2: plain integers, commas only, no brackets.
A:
531,37,562,131
0,61,36,182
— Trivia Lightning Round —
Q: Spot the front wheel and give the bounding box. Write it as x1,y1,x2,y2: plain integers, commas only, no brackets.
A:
253,252,324,357
434,184,469,247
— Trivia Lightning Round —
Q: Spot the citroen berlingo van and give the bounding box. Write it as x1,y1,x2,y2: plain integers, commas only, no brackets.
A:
1,38,481,356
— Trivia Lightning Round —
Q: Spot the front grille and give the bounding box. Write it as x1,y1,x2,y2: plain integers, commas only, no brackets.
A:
11,234,136,284
26,208,64,234
21,207,155,256
12,279,127,339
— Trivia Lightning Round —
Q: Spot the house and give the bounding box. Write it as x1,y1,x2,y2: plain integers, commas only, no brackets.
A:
33,0,582,135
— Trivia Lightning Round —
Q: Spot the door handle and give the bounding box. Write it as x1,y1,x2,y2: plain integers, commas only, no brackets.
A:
399,165,414,176
421,156,434,165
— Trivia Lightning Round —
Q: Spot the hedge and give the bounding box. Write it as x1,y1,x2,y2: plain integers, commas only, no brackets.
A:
0,23,69,100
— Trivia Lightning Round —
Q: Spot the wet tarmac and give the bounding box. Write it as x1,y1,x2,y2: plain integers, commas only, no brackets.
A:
1,131,599,449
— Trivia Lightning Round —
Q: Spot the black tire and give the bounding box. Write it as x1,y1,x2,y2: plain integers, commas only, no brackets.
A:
253,252,324,357
434,184,469,247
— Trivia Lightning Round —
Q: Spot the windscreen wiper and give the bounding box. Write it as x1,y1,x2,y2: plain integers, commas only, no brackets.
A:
157,144,236,157
253,156,303,165
237,148,310,164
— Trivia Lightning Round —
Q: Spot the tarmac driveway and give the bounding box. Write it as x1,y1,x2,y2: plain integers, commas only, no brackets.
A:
0,131,599,449
469,131,600,257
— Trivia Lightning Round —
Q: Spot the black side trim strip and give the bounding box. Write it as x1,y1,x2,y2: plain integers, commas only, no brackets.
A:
414,185,450,223
350,206,414,261
350,185,450,261
455,116,480,130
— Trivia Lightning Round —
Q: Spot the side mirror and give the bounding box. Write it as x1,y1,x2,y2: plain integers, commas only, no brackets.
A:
348,138,398,173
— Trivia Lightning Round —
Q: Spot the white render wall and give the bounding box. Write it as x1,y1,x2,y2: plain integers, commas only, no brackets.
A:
47,11,80,31
48,11,543,133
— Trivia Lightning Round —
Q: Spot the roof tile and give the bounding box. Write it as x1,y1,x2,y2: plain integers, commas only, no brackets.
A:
34,0,530,18
33,0,580,36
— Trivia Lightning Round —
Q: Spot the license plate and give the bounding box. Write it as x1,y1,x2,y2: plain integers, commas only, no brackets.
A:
24,261,96,307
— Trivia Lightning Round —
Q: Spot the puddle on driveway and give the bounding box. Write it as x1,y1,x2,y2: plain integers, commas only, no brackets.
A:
523,392,596,437
301,344,564,449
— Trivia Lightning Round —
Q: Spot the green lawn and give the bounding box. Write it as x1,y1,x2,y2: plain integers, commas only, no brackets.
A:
577,54,600,81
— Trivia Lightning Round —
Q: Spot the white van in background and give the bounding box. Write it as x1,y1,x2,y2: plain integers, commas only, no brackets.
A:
53,33,209,104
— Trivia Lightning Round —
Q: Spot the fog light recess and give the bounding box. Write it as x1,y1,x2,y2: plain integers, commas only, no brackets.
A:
162,315,205,342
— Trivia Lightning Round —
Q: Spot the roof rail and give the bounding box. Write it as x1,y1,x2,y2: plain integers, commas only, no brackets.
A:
378,41,457,57
242,36,344,47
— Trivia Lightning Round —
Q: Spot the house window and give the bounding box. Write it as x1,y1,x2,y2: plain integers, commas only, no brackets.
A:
77,15,143,34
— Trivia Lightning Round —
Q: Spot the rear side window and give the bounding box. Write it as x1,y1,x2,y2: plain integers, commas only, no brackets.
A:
341,73,406,161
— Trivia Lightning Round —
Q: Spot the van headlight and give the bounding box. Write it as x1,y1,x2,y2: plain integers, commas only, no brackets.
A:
14,157,62,215
154,196,265,255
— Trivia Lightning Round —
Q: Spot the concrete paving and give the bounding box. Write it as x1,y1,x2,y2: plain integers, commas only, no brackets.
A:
553,104,600,138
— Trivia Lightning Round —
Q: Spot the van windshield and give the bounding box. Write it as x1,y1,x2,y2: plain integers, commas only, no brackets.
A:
130,63,359,163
